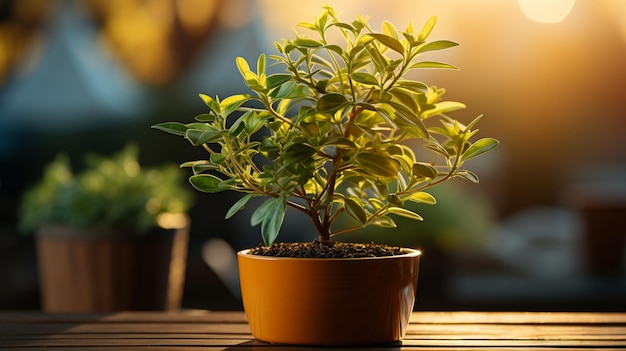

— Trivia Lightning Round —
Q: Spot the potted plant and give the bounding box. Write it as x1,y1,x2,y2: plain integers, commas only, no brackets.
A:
19,145,193,312
153,6,498,346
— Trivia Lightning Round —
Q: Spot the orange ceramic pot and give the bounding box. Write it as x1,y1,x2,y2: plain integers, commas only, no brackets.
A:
237,248,421,346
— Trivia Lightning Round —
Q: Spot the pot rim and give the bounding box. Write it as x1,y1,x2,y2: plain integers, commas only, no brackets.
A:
237,247,421,261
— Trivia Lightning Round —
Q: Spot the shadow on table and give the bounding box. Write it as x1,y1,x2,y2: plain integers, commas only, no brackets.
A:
224,340,403,350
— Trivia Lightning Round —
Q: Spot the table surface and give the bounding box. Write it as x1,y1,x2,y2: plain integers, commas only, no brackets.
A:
1,311,625,350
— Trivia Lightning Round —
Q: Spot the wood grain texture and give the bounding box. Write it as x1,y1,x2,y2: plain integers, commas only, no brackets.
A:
1,311,624,350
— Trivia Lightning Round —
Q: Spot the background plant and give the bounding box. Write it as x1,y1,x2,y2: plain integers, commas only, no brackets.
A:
19,144,192,234
153,6,498,246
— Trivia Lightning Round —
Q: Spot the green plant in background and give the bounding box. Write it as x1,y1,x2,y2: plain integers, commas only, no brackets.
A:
19,145,192,234
153,6,498,246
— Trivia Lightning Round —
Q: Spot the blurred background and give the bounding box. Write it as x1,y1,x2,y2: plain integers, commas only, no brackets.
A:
1,0,625,311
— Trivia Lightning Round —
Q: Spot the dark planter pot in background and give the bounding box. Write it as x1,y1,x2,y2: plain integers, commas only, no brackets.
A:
566,182,626,277
580,204,626,276
35,215,189,312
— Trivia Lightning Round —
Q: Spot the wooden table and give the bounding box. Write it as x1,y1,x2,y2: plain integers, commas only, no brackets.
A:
1,311,625,350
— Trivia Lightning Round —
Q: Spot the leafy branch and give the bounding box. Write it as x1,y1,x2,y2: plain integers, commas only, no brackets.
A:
153,6,498,246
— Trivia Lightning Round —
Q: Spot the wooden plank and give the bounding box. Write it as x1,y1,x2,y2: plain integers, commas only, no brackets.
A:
2,349,617,351
2,348,228,351
2,333,253,341
2,326,625,347
2,311,625,324
0,338,249,347
3,323,624,341
406,324,626,339
400,339,626,347
0,310,247,324
409,311,626,324
1,311,625,350
2,337,625,349
0,322,252,335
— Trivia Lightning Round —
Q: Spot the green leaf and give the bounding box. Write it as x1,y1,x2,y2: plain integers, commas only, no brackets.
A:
455,170,480,183
412,162,438,179
385,101,429,138
364,44,388,74
186,128,223,146
371,215,397,228
418,16,437,43
410,61,458,70
367,33,405,54
185,122,215,131
270,80,296,98
235,57,251,75
294,37,323,48
402,191,436,205
322,44,343,55
387,207,423,221
266,74,292,89
316,93,349,112
180,160,201,167
189,174,229,193
416,40,459,54
382,21,399,39
221,94,250,117
244,111,269,134
389,88,418,113
257,53,266,76
402,31,416,46
461,138,500,162
395,80,428,93
345,197,367,225
465,114,485,131
367,197,385,210
425,140,450,157
261,196,286,246
421,101,466,119
225,193,257,219
387,194,403,207
355,152,399,178
329,21,356,33
259,138,280,159
251,196,286,245
188,160,218,174
209,153,226,165
250,198,272,226
350,72,379,86
283,143,317,164
151,122,188,137
229,118,246,137
194,113,215,122
297,21,317,30
199,94,220,114
322,135,356,148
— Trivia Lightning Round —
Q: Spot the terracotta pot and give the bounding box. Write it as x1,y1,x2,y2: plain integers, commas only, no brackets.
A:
35,215,189,312
237,248,421,346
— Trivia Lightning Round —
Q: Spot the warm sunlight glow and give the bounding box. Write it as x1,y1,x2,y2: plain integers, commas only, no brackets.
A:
157,213,188,229
595,0,626,43
517,0,576,23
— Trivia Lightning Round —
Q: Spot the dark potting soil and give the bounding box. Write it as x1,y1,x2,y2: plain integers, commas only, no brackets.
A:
248,241,404,258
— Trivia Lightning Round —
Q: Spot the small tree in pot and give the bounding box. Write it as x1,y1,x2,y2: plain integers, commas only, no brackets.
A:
154,6,498,345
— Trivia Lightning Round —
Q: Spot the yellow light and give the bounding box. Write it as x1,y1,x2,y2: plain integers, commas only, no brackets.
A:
156,212,189,229
517,0,576,23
